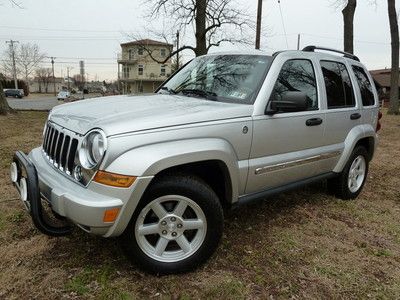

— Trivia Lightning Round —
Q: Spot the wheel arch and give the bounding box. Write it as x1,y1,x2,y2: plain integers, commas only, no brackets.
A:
333,124,377,173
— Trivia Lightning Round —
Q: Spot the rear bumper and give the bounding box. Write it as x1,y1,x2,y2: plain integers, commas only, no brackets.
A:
13,147,153,237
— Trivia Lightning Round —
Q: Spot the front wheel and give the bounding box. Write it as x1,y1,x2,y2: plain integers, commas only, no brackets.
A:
328,146,369,200
120,175,223,274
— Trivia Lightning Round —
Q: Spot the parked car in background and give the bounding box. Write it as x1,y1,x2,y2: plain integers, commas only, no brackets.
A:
57,90,70,101
4,89,24,98
11,46,381,274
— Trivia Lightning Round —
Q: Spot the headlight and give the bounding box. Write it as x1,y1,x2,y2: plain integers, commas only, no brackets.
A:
79,130,107,169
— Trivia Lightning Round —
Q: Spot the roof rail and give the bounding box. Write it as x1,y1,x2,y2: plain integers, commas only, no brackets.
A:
302,45,360,62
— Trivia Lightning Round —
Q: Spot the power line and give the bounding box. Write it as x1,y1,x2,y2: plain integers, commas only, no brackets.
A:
0,25,127,33
277,0,289,49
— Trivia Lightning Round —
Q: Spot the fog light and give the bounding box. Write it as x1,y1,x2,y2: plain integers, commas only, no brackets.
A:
20,177,28,202
10,162,18,183
73,165,83,181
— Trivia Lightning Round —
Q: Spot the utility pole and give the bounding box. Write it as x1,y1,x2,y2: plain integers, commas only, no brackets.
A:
6,40,19,89
67,67,72,91
50,57,56,96
297,34,301,50
176,31,180,69
255,0,263,49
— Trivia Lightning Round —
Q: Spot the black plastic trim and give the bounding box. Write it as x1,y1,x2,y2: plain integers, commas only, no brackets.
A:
13,151,72,236
234,172,336,208
302,45,360,62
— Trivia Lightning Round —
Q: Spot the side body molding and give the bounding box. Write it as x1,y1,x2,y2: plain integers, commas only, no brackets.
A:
105,138,241,202
333,124,377,173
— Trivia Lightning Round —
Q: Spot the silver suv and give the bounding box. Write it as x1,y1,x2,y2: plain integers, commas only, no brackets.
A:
10,46,381,274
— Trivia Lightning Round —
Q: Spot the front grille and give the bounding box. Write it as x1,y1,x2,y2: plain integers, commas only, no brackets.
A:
42,122,79,176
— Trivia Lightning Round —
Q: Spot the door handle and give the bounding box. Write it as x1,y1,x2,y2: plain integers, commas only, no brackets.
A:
306,118,323,126
350,113,361,120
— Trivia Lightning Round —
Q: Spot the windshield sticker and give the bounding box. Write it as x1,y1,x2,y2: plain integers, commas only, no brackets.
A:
229,91,247,99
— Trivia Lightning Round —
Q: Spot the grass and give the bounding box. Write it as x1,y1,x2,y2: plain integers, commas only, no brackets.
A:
0,110,400,299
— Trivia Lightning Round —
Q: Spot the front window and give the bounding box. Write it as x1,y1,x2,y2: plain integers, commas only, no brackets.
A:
270,59,318,111
160,48,166,57
138,48,144,55
158,55,271,104
138,64,144,76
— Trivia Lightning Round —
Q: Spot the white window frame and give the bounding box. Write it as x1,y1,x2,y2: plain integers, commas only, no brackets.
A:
138,64,144,76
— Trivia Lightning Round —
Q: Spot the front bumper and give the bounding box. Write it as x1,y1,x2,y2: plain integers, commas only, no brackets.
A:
12,147,153,237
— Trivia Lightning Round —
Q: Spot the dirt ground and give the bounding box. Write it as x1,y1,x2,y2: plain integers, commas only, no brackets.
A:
0,111,399,299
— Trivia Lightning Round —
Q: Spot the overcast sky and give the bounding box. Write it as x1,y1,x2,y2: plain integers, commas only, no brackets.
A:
0,0,394,81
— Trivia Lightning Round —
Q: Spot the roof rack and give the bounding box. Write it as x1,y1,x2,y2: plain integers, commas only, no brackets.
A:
302,45,360,62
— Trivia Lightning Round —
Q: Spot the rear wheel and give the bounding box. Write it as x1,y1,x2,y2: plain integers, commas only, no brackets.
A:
328,146,369,200
120,175,223,274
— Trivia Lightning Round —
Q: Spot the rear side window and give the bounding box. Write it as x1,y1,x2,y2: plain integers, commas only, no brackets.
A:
271,59,318,110
321,61,355,109
352,65,375,106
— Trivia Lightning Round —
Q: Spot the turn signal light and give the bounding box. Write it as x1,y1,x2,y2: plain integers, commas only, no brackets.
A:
103,208,120,223
93,171,136,188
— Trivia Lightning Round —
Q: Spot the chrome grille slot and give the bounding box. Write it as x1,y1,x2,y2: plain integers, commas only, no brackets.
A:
42,122,80,178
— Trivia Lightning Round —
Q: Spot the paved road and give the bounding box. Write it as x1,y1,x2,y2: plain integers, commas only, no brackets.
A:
7,96,60,111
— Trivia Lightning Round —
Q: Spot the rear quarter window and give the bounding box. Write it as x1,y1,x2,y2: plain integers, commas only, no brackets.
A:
352,65,375,106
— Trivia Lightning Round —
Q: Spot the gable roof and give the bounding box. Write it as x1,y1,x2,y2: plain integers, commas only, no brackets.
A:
121,39,173,47
370,68,400,88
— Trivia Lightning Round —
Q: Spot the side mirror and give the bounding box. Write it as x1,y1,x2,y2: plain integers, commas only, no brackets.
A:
266,91,308,115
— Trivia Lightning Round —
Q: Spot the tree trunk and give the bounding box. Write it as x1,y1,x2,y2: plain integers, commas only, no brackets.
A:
194,0,207,56
388,0,399,115
0,79,13,115
342,0,357,54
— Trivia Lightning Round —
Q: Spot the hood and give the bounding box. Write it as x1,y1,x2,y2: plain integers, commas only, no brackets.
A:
49,94,253,136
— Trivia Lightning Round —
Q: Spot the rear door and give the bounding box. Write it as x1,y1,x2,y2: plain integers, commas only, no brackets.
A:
320,60,360,156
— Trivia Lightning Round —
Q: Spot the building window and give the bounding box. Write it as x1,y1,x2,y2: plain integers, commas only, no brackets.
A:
123,65,130,79
160,48,166,57
161,65,166,76
128,49,134,60
138,48,144,55
138,64,144,75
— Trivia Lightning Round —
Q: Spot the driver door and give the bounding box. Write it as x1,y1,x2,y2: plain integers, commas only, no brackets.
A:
245,58,331,194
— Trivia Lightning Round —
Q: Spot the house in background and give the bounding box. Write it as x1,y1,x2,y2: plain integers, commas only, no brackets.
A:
117,39,173,94
369,68,400,101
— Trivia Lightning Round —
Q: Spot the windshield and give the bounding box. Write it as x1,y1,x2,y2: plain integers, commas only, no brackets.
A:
158,55,271,104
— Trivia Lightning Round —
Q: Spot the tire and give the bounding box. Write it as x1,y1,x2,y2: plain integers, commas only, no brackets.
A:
328,146,369,200
120,174,224,274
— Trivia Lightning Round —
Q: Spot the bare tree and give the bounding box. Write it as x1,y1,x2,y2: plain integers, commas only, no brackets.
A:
35,68,53,93
334,0,357,54
0,0,22,114
17,43,46,86
387,0,399,115
1,45,21,79
137,0,254,63
342,0,357,54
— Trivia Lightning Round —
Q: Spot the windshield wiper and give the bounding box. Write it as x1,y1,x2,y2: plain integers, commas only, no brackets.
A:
159,86,177,94
177,89,218,100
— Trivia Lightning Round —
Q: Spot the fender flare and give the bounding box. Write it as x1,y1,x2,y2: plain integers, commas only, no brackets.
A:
333,124,377,173
105,138,240,202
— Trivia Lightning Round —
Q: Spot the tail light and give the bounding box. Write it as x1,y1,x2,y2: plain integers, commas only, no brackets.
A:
376,111,382,132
